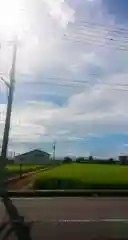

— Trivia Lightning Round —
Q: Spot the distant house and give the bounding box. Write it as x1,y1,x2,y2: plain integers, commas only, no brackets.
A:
14,149,51,165
119,155,128,165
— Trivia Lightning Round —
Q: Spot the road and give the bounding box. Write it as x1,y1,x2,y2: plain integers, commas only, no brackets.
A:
0,197,128,239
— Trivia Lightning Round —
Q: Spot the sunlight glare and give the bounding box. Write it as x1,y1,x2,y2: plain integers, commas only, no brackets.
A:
0,0,28,38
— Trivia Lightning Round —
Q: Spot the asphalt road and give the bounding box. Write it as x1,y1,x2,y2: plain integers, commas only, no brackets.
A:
0,197,128,239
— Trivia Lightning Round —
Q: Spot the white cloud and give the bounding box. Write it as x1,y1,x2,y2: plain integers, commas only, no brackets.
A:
0,0,75,77
4,70,128,154
43,0,75,28
1,73,128,155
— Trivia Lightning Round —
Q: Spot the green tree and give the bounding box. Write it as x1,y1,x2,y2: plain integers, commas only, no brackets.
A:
108,158,115,164
76,157,85,163
63,157,72,163
89,156,93,161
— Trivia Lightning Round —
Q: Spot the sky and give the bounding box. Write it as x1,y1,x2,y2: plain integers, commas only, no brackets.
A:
0,0,128,158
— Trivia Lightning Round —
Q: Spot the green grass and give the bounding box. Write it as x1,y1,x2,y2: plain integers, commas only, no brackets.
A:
6,164,44,175
33,163,128,189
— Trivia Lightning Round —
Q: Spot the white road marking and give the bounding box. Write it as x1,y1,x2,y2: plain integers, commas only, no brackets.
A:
0,197,54,201
48,219,128,223
9,219,128,223
0,219,127,224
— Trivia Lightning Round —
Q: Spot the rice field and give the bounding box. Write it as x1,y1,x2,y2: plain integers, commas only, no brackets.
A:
33,163,128,189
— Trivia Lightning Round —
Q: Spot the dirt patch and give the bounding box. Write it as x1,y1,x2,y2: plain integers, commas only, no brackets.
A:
7,168,50,190
8,174,36,190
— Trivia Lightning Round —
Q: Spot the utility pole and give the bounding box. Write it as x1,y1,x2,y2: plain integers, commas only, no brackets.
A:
1,38,17,160
53,141,56,161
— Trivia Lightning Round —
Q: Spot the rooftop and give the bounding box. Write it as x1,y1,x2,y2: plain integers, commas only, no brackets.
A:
15,149,50,158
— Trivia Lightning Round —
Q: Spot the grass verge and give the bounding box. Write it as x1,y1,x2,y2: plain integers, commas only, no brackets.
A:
6,164,44,176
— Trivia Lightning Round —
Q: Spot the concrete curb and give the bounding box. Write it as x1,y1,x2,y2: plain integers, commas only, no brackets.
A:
6,189,128,197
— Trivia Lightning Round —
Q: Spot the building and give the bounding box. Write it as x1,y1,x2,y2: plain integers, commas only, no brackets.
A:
14,149,51,165
119,155,128,165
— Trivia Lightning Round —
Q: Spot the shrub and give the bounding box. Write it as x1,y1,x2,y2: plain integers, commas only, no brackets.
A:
89,156,93,161
63,157,72,164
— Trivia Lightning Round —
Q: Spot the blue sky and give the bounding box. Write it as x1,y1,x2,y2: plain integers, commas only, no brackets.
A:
0,0,128,158
104,0,128,23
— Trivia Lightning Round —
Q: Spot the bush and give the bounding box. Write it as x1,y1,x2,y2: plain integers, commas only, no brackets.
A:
89,156,93,161
108,158,115,164
63,157,72,164
76,157,85,163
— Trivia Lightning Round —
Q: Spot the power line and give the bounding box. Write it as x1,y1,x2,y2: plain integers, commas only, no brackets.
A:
109,88,128,92
63,34,128,52
25,77,128,88
20,78,128,92
69,24,128,41
67,23,128,40
62,21,128,51
65,31,128,45
63,37,128,52
72,20,128,34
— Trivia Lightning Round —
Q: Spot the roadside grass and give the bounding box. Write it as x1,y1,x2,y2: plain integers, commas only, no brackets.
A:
33,163,128,189
6,164,44,176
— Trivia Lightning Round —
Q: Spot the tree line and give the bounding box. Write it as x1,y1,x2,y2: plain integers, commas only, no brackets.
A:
63,156,116,164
